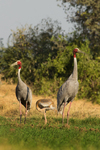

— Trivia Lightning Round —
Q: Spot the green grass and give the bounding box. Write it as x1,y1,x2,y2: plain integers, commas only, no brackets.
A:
0,116,100,150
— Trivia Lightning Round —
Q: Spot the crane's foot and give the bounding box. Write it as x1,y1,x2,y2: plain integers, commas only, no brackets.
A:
24,117,26,124
20,114,22,124
45,119,47,125
62,118,64,124
65,123,70,129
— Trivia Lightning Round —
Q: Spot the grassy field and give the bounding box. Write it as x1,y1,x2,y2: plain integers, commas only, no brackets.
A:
0,116,100,150
1,80,100,150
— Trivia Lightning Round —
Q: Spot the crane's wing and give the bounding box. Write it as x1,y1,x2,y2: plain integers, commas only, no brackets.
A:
16,80,32,110
57,75,79,112
57,80,69,107
57,74,74,111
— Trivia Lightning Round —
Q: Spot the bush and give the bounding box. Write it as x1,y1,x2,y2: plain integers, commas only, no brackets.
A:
1,22,100,104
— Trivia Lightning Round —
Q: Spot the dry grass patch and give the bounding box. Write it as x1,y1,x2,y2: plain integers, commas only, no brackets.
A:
0,79,100,120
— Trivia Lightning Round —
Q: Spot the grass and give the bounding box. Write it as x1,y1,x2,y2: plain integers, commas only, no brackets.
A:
1,80,100,119
0,116,100,150
1,81,100,149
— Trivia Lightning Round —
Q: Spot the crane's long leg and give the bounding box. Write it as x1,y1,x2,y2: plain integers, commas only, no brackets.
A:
24,102,27,124
19,101,22,124
67,101,72,124
44,110,47,124
62,102,66,124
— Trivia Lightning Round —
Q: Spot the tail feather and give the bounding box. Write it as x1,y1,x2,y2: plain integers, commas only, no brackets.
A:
57,104,64,115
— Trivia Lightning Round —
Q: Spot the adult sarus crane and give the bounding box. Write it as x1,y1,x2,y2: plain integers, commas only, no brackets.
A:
57,48,85,124
11,60,32,124
36,99,56,124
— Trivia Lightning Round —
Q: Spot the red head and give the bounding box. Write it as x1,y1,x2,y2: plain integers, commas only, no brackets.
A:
73,48,80,58
11,60,22,69
17,61,22,69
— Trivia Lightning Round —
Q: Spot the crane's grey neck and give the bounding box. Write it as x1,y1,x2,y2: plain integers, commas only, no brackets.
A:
18,68,22,83
72,57,78,81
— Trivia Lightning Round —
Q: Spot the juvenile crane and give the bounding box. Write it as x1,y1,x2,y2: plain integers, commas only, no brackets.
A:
11,60,32,124
36,99,56,124
57,48,85,124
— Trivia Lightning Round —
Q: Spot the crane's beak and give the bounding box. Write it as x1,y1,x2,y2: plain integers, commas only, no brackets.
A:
10,61,17,67
78,49,86,55
78,49,89,60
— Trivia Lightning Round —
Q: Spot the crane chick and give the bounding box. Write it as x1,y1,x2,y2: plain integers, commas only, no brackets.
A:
11,60,32,124
36,99,56,124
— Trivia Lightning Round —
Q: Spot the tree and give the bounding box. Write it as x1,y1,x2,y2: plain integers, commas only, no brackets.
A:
0,18,64,83
57,0,100,58
0,38,4,73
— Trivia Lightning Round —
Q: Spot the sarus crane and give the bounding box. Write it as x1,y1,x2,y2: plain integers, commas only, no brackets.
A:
11,60,32,124
36,99,56,124
57,48,85,124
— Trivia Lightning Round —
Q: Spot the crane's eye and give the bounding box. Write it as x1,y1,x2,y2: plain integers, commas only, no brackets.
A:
73,48,78,53
17,61,22,67
17,61,21,65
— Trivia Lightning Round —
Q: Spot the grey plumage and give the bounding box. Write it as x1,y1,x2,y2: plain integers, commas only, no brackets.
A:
57,48,85,124
11,60,32,123
57,74,79,113
16,77,32,111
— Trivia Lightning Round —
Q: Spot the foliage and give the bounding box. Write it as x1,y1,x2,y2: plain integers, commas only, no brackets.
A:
0,18,63,83
66,32,100,103
57,0,100,58
0,39,4,73
1,18,100,103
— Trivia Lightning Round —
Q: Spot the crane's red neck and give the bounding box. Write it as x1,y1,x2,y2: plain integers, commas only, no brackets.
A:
17,61,22,69
73,52,76,58
73,48,79,58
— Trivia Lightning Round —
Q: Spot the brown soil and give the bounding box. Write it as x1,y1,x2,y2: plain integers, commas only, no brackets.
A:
0,78,100,119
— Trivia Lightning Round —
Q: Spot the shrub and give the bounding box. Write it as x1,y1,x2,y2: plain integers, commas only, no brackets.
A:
1,22,100,103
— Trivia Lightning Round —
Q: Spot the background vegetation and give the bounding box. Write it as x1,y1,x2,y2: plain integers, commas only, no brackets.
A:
60,0,100,58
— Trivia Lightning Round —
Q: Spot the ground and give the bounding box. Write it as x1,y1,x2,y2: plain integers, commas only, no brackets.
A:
0,79,100,120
